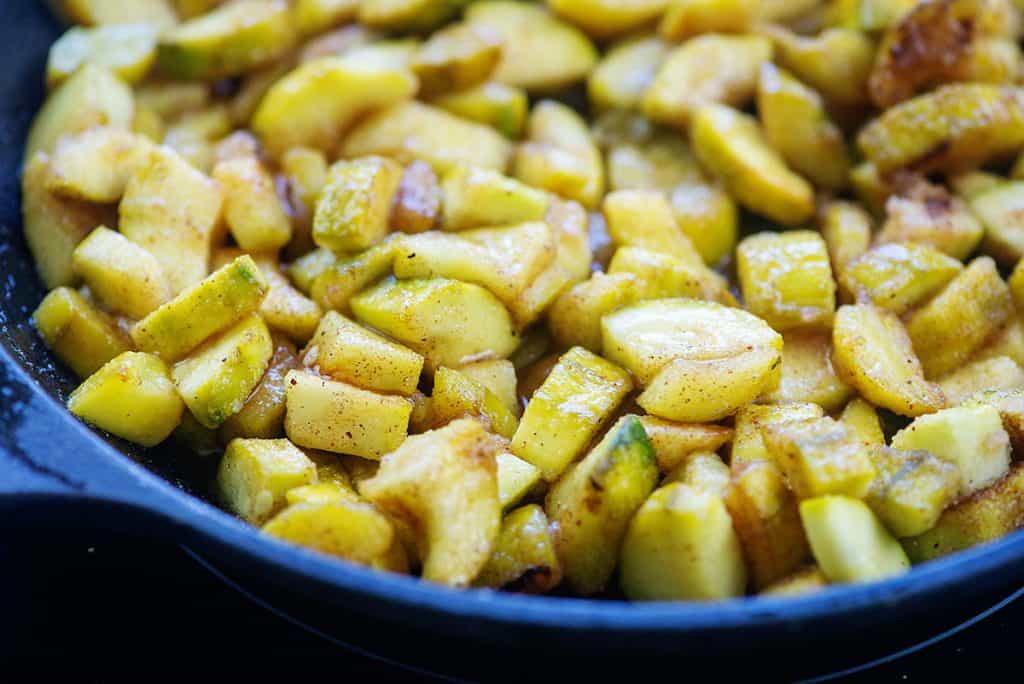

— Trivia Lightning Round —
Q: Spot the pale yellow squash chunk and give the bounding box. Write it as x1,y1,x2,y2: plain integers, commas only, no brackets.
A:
293,0,360,37
969,181,1024,265
131,256,268,361
621,481,746,601
737,231,836,331
310,239,395,315
474,504,561,593
760,26,874,107
877,181,984,261
514,101,604,209
821,200,872,279
253,258,323,344
766,331,853,412
938,356,1024,406
342,101,512,175
412,23,503,98
602,190,704,267
892,405,1011,499
800,496,910,583
667,180,739,267
431,82,529,139
47,24,159,88
588,37,669,112
305,311,424,396
841,243,962,315
157,0,297,80
659,0,758,40
352,278,519,373
45,127,153,204
72,227,172,320
52,0,177,27
511,346,632,481
33,287,131,379
691,104,814,226
548,0,668,38
220,336,301,442
441,166,549,232
284,370,412,460
495,453,541,511
643,34,771,128
466,2,598,93
213,156,292,253
252,55,417,159
429,366,519,439
135,81,209,120
172,314,274,429
865,446,959,539
390,160,442,235
68,352,184,447
906,257,1013,379
763,416,876,500
664,451,731,496
832,305,945,417
313,156,404,253
601,298,782,384
548,272,639,353
639,416,732,473
361,419,504,586
840,398,884,448
119,147,224,295
217,438,316,525
546,415,659,595
903,462,1024,562
730,402,823,469
725,461,810,588
359,0,469,32
761,565,827,597
22,152,113,289
459,360,519,417
757,62,850,191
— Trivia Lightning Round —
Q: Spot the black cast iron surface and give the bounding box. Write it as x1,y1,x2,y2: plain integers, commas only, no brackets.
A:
2,0,1024,680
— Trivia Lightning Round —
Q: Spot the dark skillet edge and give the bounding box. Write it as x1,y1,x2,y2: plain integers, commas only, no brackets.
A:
2,328,1024,644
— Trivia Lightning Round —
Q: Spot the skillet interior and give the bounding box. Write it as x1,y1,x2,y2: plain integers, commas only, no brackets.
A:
2,1,1024,677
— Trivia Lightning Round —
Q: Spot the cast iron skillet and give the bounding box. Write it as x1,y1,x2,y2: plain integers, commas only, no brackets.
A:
3,2,1024,679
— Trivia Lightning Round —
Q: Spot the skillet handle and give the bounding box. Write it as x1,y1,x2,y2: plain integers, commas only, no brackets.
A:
0,353,199,532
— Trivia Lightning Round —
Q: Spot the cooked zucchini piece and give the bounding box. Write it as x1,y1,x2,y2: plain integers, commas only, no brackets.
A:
429,366,518,439
858,84,1024,174
892,405,1011,498
220,335,301,442
602,298,782,385
131,256,268,362
284,370,412,459
33,287,131,379
441,166,549,232
691,104,814,227
252,55,417,159
22,152,113,290
264,499,407,571
25,63,134,163
938,356,1024,406
877,180,984,261
621,482,746,601
603,190,703,267
254,259,323,344
45,127,152,204
588,36,669,112
459,359,519,417
390,160,442,235
761,25,874,107
394,222,555,308
730,402,824,468
904,463,1024,562
638,415,732,473
761,565,827,597
310,239,396,315
821,200,873,279
548,272,639,352
466,1,598,93
664,451,731,496
68,352,184,447
642,34,771,128
217,438,317,525
359,0,468,33
841,243,962,314
172,314,274,429
963,389,1024,451
213,156,292,253
135,81,209,120
548,0,668,38
71,227,171,320
865,446,960,538
800,496,910,583
314,156,404,252
474,504,561,593
757,62,850,191
293,0,360,37
305,311,423,396
840,398,885,448
47,24,158,88
342,101,512,174
431,82,529,139
546,415,659,595
737,231,836,331
832,304,945,417
412,23,502,98
511,347,631,481
969,181,1024,265
496,452,542,511
668,180,738,266
725,461,810,588
53,0,177,27
514,101,604,209
907,257,1013,379
766,331,853,412
352,277,518,373
659,0,757,39
361,419,504,586
763,416,876,500
975,315,1024,369
157,0,296,80
119,147,224,295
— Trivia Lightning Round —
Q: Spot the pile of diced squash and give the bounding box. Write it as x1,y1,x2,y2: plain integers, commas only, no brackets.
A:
25,0,1024,600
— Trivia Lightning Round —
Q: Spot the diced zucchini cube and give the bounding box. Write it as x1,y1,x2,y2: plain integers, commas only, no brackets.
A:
217,438,316,524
